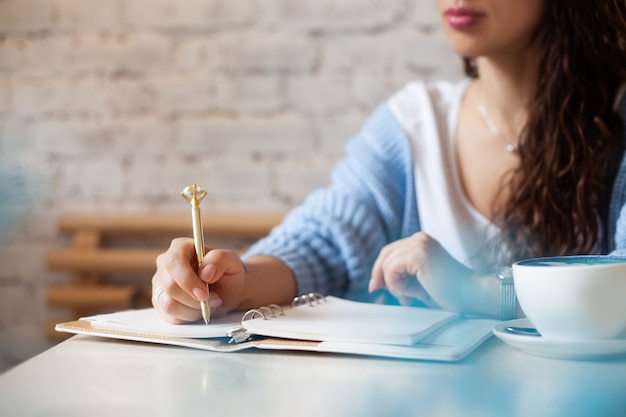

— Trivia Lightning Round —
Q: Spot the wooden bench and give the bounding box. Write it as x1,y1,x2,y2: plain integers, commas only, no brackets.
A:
46,212,283,338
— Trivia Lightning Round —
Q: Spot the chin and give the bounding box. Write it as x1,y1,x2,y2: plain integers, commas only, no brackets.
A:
443,32,484,59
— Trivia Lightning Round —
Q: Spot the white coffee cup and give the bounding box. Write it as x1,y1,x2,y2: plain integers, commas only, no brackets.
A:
512,255,626,341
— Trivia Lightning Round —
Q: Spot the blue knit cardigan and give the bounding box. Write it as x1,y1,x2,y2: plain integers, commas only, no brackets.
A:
245,99,626,300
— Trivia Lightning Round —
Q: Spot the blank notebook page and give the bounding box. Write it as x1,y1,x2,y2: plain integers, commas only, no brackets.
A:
242,296,459,346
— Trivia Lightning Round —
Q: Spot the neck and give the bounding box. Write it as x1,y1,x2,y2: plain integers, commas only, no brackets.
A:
475,51,539,135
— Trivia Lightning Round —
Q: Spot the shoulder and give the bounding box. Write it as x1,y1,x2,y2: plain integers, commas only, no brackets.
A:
343,79,471,162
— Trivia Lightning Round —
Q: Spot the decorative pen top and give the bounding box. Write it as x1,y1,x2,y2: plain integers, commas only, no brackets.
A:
181,184,207,207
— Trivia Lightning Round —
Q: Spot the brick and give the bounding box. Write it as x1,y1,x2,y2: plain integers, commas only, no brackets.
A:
11,78,68,118
18,203,62,242
0,37,79,77
124,0,260,30
0,36,85,77
204,156,272,200
216,75,283,114
5,118,172,158
404,30,462,74
118,119,174,154
0,155,47,220
41,34,172,76
323,33,401,73
57,156,124,199
0,285,29,323
273,158,334,204
103,79,160,117
317,110,368,157
126,153,272,202
352,71,398,109
388,66,426,89
1,33,173,77
0,154,58,242
174,39,220,73
0,204,29,242
11,77,160,118
2,120,47,154
0,38,35,75
53,0,123,31
126,154,204,201
0,77,8,116
265,0,407,33
75,33,174,74
0,244,51,285
0,0,54,32
216,32,318,74
357,68,420,104
287,73,353,115
154,76,215,116
6,120,100,155
411,0,443,29
176,113,315,157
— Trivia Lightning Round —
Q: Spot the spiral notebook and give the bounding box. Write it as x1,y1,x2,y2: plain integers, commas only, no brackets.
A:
55,294,498,361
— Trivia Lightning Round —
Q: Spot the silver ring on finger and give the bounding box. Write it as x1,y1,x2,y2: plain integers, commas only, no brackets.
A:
153,286,166,307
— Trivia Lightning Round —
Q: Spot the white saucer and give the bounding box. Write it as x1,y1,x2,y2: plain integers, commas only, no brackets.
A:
493,319,626,360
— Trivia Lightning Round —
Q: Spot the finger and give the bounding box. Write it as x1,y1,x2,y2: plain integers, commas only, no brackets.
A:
153,282,224,324
369,244,393,292
369,261,386,292
199,249,247,284
397,295,414,306
157,238,209,302
154,289,201,324
378,254,414,295
376,252,434,306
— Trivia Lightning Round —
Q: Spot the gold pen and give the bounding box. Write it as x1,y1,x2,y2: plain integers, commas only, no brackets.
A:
181,184,211,324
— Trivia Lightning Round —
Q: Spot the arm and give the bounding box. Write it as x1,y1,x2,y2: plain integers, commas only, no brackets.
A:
243,104,418,300
152,104,418,323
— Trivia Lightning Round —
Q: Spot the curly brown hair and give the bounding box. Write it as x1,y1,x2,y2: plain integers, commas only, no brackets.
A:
467,0,626,265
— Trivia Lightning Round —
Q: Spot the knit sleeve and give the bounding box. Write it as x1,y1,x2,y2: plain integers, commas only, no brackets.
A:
609,151,626,255
608,89,626,255
243,104,418,300
612,205,626,256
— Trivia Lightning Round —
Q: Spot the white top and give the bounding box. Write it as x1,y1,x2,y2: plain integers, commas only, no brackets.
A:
388,80,499,269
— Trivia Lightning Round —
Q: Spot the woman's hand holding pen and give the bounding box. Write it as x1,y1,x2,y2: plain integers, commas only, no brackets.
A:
152,238,297,324
152,238,247,324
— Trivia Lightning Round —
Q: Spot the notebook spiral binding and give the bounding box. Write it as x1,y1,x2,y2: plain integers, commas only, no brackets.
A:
227,293,326,344
291,292,326,307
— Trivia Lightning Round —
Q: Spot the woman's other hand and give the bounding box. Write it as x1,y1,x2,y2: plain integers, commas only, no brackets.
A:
369,232,479,313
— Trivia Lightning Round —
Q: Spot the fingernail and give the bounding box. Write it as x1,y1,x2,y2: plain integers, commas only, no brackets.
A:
199,264,216,283
210,294,222,307
193,287,208,301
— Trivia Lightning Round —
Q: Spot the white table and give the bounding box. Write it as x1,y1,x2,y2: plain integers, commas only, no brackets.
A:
1,334,625,417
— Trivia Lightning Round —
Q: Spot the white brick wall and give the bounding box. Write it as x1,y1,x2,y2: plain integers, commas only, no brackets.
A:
0,0,462,372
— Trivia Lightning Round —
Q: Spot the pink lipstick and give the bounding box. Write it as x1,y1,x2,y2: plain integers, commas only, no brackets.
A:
445,7,486,29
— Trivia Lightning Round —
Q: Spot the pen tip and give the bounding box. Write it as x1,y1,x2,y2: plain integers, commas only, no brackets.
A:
200,298,211,324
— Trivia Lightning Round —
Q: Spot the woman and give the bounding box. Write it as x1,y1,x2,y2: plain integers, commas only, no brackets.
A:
152,0,626,324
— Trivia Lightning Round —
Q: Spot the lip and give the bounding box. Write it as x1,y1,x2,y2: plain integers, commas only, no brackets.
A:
444,7,486,29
